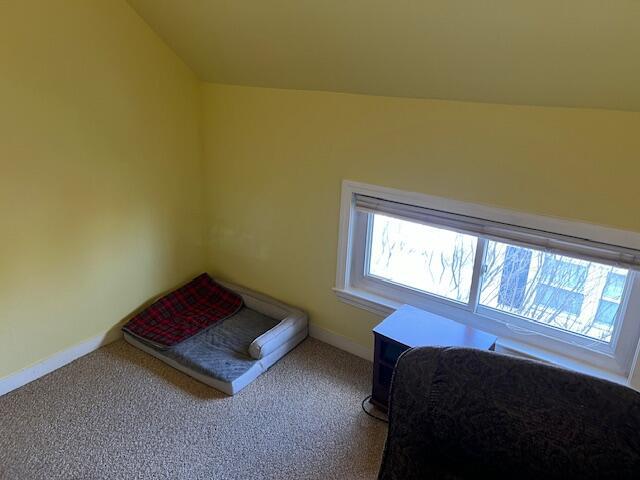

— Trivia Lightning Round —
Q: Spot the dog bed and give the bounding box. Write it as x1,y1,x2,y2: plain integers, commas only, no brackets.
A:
123,279,308,395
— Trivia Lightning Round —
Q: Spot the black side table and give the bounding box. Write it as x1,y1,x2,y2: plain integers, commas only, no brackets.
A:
371,304,497,412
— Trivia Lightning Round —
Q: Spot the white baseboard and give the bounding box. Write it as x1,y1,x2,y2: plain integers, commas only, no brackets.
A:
0,328,123,397
309,324,374,362
1,323,371,397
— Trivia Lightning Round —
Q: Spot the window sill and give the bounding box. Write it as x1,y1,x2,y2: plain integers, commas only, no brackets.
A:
333,286,629,387
333,287,396,317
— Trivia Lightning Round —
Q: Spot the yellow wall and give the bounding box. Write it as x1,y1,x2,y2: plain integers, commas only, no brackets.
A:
0,1,205,379
126,0,640,112
3,1,640,381
202,83,640,349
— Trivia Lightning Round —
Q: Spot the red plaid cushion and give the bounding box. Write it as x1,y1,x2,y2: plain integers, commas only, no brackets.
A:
122,273,243,348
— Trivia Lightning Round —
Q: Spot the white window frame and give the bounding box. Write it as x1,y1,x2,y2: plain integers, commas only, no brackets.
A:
335,180,640,388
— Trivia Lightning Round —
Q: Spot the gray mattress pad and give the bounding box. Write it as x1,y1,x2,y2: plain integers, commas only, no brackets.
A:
148,307,279,383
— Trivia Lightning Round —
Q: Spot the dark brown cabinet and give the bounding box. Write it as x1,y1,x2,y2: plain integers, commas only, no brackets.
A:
370,305,497,413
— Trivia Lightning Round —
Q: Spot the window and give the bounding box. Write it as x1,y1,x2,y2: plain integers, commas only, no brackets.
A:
336,181,640,380
368,214,477,303
478,242,626,343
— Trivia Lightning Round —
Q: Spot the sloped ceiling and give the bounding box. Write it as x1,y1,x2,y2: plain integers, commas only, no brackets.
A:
127,0,640,111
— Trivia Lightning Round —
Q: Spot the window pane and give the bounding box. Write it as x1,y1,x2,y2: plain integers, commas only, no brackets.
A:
367,214,477,303
479,241,628,343
602,272,626,301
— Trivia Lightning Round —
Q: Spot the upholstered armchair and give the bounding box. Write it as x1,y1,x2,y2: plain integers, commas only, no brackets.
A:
378,347,640,479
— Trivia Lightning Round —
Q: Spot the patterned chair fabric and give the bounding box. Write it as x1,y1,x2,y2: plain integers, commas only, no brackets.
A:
378,347,640,479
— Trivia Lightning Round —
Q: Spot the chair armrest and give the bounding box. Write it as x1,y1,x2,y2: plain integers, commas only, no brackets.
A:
378,348,442,480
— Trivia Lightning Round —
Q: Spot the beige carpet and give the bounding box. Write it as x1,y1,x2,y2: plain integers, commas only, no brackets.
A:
0,337,387,479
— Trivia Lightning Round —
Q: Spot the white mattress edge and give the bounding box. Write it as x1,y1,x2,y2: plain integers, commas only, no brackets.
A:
123,328,308,395
217,280,309,360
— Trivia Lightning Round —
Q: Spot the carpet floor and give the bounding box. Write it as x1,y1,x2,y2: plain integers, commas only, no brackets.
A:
0,338,387,479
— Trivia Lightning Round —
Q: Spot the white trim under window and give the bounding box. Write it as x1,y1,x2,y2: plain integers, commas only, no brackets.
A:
335,180,640,388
